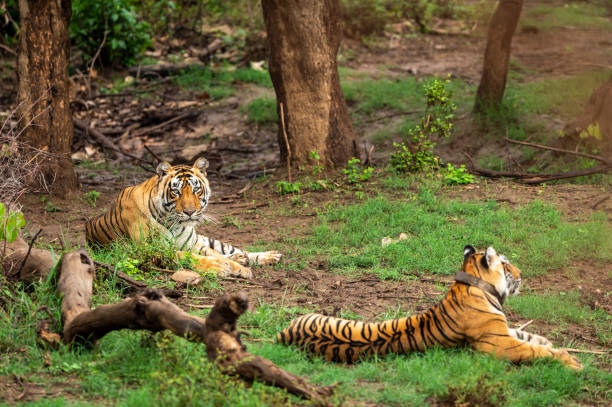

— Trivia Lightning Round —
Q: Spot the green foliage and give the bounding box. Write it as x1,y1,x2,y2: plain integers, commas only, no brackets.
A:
70,0,152,66
309,151,324,175
276,181,302,196
85,190,101,207
343,157,374,184
91,232,194,280
40,196,60,213
443,163,475,185
391,76,456,173
0,202,25,243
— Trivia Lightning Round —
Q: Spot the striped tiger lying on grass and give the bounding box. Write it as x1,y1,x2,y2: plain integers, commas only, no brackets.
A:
278,245,583,370
85,158,282,278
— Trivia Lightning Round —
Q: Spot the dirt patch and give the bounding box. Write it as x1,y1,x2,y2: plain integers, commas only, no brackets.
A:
0,374,82,404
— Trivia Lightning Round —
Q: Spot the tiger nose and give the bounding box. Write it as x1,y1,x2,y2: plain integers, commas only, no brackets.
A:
183,209,195,216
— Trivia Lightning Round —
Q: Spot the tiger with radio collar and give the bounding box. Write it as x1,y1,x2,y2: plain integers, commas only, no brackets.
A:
277,245,582,370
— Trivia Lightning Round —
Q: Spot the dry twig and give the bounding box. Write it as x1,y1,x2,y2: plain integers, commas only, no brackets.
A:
279,102,292,183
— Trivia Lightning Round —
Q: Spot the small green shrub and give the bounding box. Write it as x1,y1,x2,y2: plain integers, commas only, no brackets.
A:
443,163,475,185
70,0,152,66
85,190,101,207
344,157,374,184
276,181,302,196
391,76,456,173
0,202,25,242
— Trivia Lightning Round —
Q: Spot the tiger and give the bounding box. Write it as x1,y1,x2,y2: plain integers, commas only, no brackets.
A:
85,157,282,278
277,245,583,370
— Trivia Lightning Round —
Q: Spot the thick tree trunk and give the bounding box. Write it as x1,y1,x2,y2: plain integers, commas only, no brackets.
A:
262,0,358,169
17,0,77,197
474,0,523,112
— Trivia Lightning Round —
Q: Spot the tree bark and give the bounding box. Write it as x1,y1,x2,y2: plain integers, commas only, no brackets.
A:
262,0,358,169
474,0,524,112
17,0,77,197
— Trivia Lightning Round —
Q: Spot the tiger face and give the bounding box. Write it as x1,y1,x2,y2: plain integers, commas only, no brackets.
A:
462,245,522,303
156,157,211,226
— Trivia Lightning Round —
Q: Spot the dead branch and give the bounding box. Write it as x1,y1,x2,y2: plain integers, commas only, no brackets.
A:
144,145,164,164
462,152,611,184
2,235,56,282
127,61,204,77
517,320,533,331
131,111,199,138
565,348,608,355
0,43,16,56
16,228,43,279
504,137,611,166
74,120,156,173
55,252,333,401
279,102,292,183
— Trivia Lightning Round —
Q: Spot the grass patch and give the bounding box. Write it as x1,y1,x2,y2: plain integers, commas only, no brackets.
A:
522,2,612,31
507,291,612,346
241,97,277,125
286,192,612,279
509,70,611,120
172,66,272,99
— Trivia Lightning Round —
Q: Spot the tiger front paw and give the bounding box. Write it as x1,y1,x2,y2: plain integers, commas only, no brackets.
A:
247,250,283,266
555,349,583,370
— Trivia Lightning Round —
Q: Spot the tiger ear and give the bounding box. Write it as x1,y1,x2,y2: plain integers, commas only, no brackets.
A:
193,157,209,172
156,161,171,177
463,245,476,258
485,247,497,268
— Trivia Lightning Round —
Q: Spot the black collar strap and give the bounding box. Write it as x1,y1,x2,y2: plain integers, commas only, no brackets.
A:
454,271,504,306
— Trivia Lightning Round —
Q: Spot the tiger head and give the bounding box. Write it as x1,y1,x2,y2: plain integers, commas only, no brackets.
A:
155,157,211,226
462,245,522,303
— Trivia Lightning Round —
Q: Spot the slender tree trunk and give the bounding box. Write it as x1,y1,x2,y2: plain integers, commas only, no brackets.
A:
474,0,523,112
262,0,358,169
17,0,77,198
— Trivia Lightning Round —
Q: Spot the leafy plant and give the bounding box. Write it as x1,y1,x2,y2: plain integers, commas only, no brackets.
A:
85,190,101,207
0,202,25,242
70,0,152,66
443,163,475,185
343,157,374,184
276,181,302,196
391,76,456,173
40,196,60,213
309,151,324,175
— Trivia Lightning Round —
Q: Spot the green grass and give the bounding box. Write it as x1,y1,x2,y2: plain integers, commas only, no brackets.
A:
522,2,612,31
172,66,272,99
342,77,471,118
281,189,612,279
241,96,277,125
509,70,612,120
507,291,612,346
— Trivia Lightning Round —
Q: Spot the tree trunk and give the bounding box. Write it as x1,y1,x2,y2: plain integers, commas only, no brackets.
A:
262,0,358,169
474,0,523,112
17,0,77,197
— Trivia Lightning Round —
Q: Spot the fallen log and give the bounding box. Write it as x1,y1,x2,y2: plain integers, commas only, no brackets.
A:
2,236,57,282
51,250,333,401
